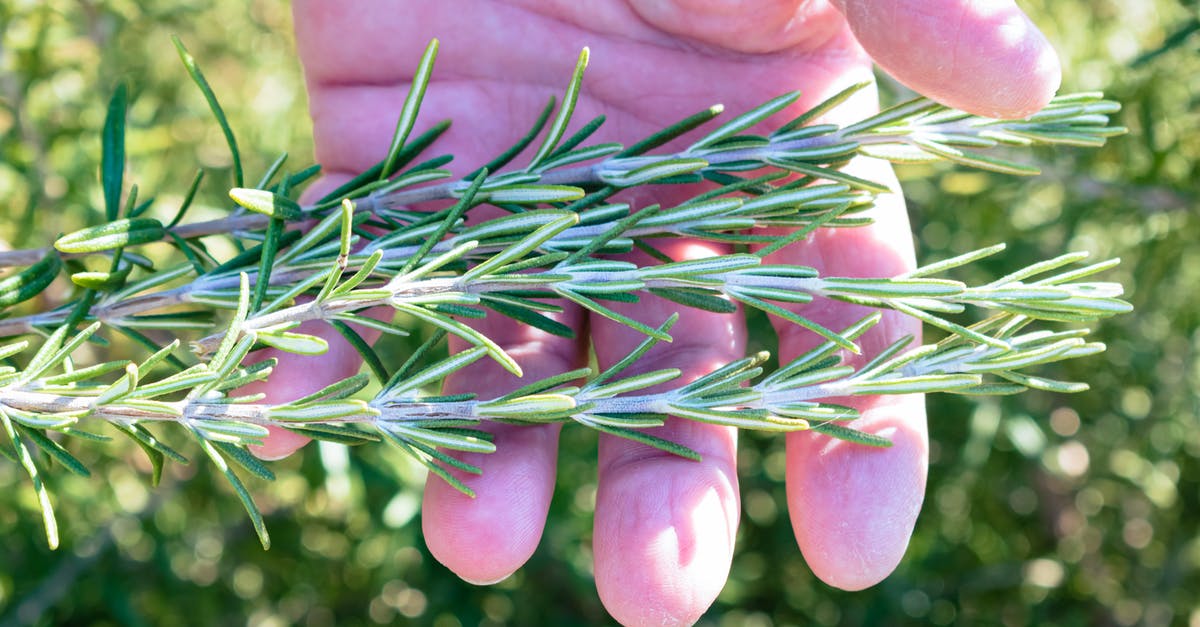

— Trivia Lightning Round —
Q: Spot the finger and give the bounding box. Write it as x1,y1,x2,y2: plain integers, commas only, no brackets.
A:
763,154,929,591
422,313,586,585
272,156,586,584
294,13,597,583
832,0,1061,117
590,239,746,626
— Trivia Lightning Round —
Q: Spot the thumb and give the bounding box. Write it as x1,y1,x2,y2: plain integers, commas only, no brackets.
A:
832,0,1061,118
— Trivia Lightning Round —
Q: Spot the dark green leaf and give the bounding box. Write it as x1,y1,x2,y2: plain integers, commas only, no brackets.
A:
589,314,678,387
558,289,669,341
733,292,859,353
618,104,724,157
482,296,575,338
252,217,284,312
168,169,206,228
0,252,62,307
1131,17,1200,67
317,120,451,205
102,84,127,221
562,204,658,265
329,320,389,382
465,97,555,180
195,436,269,549
775,81,871,135
212,441,276,481
209,229,302,275
167,231,209,274
384,329,448,393
121,183,140,219
115,326,190,372
810,422,893,447
689,91,801,150
401,169,486,274
764,159,892,194
19,426,90,477
545,114,605,161
378,430,476,497
647,287,738,314
840,97,941,136
172,36,242,186
286,423,379,446
583,420,702,460
255,152,288,189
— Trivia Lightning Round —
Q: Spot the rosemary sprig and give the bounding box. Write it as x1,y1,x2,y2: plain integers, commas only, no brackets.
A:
0,40,1129,550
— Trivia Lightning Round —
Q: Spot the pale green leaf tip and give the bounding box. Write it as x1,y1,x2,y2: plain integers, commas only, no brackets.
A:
46,520,60,550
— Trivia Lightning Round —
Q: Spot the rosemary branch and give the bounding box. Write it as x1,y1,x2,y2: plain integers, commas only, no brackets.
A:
0,40,1129,551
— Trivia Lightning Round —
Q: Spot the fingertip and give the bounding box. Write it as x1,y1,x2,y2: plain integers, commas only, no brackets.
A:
1001,38,1062,119
422,481,536,585
787,394,928,591
594,455,738,626
964,24,1061,119
839,0,1062,118
421,424,560,585
249,426,311,461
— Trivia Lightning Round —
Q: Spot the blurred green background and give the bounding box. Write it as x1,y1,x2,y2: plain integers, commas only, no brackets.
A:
0,1,1196,625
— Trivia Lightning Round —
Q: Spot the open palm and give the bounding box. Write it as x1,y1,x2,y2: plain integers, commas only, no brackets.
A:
253,1,1060,624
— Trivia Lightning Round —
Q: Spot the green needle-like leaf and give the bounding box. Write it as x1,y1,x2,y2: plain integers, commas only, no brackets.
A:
55,218,167,254
380,344,487,399
580,418,702,461
172,36,242,187
20,426,89,477
212,441,276,482
101,84,127,222
330,320,388,382
195,434,269,549
912,138,1041,176
229,188,304,221
690,91,801,150
776,81,870,134
252,216,285,312
529,47,590,169
3,410,58,549
810,422,893,447
381,39,439,180
0,252,62,307
378,429,476,497
465,97,555,179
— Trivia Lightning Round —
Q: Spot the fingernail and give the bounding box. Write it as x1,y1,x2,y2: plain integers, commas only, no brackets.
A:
460,573,512,586
249,445,292,461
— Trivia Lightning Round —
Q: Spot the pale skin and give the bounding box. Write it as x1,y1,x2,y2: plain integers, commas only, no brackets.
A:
246,1,1061,624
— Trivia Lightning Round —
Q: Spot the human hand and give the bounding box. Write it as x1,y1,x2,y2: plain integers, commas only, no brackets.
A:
254,1,1060,624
